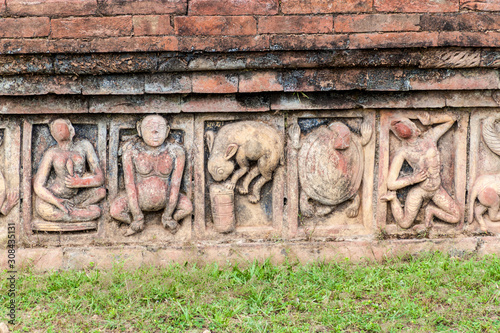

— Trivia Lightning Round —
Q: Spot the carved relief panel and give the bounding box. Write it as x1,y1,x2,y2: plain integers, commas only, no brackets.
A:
0,120,21,248
468,110,500,234
194,114,285,239
377,111,468,236
286,111,375,238
22,117,106,246
108,114,194,243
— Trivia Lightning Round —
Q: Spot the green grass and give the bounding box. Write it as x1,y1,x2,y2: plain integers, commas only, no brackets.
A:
1,252,500,332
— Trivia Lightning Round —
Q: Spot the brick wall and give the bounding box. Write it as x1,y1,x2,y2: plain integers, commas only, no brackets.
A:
0,0,499,54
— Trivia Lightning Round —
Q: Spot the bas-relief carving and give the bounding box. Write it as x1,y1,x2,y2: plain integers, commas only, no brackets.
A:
0,133,18,218
110,115,193,236
195,115,285,237
378,112,467,235
287,112,375,238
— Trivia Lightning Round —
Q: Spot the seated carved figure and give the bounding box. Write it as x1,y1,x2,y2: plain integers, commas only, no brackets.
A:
34,119,106,222
0,134,18,217
110,115,193,236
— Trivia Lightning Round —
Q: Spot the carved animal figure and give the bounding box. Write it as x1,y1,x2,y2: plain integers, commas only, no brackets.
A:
290,121,371,218
206,121,284,203
469,116,500,232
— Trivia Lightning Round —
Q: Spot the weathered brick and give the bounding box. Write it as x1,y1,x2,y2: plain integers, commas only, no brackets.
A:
82,74,144,95
367,68,406,91
182,94,269,112
0,96,88,114
0,38,49,54
420,13,500,31
0,75,81,95
51,17,133,39
282,69,367,92
54,53,157,75
0,55,54,75
258,16,333,34
270,92,357,110
145,73,191,94
239,71,283,93
192,73,238,93
438,31,500,47
175,16,256,36
0,1,5,16
374,0,459,12
178,36,269,52
282,0,371,14
133,15,173,36
270,34,348,51
335,14,420,32
7,0,97,17
407,69,500,90
89,36,177,52
89,95,181,113
0,17,50,38
189,0,278,15
358,91,446,109
461,0,500,11
445,91,500,107
99,0,186,15
349,32,439,49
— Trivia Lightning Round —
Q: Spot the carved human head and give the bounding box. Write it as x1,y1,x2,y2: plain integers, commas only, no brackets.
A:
390,117,421,140
137,115,170,147
49,118,75,142
328,122,351,150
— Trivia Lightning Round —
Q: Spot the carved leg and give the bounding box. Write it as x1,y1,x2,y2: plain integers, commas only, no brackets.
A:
248,176,270,203
68,205,102,221
345,193,361,218
425,186,461,227
237,166,260,195
300,190,315,217
227,166,249,190
474,203,488,232
35,196,69,222
110,194,132,224
1,191,19,216
315,204,334,217
381,187,425,229
163,194,193,234
77,187,106,207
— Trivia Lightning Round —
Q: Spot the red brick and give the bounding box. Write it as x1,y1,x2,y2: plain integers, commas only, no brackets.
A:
258,16,333,34
420,13,500,31
282,0,371,14
192,73,238,93
99,0,186,15
374,0,458,12
0,38,49,54
270,34,348,50
239,71,283,92
461,0,500,11
335,14,420,33
175,16,256,36
0,17,50,38
182,95,269,112
89,95,181,114
1,1,5,16
189,0,278,15
7,0,97,17
51,17,133,39
349,32,439,49
89,36,177,52
438,31,500,47
0,96,88,114
178,36,269,52
133,15,173,36
407,69,500,90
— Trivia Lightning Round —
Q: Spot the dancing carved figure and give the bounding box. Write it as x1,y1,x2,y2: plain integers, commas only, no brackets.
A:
380,113,461,229
289,121,372,218
110,115,193,236
0,134,18,217
205,121,284,203
34,119,105,222
469,116,500,232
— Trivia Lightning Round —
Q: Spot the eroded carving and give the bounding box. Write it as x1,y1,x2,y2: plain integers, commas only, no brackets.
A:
0,133,18,217
110,115,193,236
289,120,372,218
461,1,500,11
380,113,461,230
33,119,105,225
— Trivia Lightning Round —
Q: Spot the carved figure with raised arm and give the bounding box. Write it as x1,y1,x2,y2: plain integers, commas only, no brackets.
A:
110,115,193,236
34,119,106,222
380,113,461,229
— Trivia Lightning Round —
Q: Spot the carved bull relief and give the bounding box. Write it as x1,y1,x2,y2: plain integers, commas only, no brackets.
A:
286,111,375,238
377,111,467,236
194,115,285,238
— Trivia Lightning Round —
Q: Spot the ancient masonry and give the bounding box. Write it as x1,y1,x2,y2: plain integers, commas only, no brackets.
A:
1,0,500,269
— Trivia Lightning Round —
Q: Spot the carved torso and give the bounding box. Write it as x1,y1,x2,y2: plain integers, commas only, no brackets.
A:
402,137,441,192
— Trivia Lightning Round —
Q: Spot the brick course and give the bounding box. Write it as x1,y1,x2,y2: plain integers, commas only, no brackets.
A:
0,17,50,38
51,17,133,39
189,0,278,15
7,0,97,17
175,16,257,36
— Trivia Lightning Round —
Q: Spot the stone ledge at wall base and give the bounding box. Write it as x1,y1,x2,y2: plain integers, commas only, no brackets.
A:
1,236,498,271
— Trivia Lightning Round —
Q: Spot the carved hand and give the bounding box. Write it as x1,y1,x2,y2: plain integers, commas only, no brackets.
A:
411,168,428,184
65,174,82,188
225,181,236,190
417,112,431,126
288,123,301,149
55,198,71,214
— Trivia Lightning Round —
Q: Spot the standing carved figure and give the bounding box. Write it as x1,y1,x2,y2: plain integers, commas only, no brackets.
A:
34,119,106,222
380,113,461,229
0,133,18,217
205,121,284,203
110,115,193,236
289,121,372,218
469,116,500,232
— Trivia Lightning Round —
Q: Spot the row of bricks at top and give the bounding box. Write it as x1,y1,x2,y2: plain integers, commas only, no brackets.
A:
0,0,484,18
1,12,500,39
